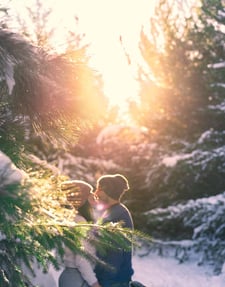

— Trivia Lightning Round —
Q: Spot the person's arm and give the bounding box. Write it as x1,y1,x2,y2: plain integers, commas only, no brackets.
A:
74,215,100,286
63,243,101,287
75,239,100,286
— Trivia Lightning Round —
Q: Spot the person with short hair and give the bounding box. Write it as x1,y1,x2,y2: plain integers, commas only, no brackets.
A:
92,174,134,287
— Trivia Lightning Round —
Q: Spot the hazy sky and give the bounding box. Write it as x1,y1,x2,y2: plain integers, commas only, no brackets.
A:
53,0,154,108
9,0,155,110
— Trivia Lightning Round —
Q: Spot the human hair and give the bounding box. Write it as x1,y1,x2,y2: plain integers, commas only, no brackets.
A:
60,179,93,221
78,200,93,222
97,174,129,200
61,180,93,193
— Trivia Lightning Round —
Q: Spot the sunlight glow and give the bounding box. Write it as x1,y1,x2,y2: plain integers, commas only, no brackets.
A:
53,0,155,113
10,0,155,116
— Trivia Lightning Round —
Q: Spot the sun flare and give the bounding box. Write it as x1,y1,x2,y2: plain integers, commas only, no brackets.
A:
50,0,155,112
11,0,155,118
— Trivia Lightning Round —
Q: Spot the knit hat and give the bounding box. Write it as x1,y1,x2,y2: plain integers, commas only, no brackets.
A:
97,174,129,200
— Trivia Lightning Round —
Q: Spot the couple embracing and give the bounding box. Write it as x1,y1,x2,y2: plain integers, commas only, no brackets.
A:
58,174,134,287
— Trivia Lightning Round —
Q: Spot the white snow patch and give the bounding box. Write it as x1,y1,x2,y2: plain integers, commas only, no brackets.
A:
197,129,213,144
132,253,225,287
96,124,148,145
4,57,15,94
162,153,192,167
208,62,225,69
209,100,225,112
0,151,26,186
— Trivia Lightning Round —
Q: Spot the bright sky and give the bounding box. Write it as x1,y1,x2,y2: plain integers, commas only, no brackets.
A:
53,0,154,108
9,0,155,112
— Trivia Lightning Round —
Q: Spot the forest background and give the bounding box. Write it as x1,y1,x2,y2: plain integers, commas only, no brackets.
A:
0,0,225,286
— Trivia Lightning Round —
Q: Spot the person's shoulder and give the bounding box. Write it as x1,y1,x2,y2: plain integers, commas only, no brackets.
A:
111,203,131,217
114,204,133,228
111,203,125,212
118,203,130,213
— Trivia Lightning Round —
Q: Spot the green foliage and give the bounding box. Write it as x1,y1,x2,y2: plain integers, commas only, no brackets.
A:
0,17,125,286
142,191,225,273
0,3,150,286
0,155,151,286
131,0,225,141
0,28,106,166
124,0,225,219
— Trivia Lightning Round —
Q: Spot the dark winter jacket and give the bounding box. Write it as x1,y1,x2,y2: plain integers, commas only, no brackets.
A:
94,203,134,287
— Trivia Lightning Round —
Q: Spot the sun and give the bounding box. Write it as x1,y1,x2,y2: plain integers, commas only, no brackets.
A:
10,0,155,118
52,0,155,112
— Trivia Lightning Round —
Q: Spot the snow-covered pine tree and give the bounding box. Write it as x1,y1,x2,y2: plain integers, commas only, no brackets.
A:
0,29,137,286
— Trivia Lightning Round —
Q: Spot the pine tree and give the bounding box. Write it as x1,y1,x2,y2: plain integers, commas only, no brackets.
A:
0,29,139,287
131,0,225,142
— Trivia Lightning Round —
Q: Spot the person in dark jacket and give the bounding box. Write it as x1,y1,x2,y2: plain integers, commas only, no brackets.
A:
92,174,134,287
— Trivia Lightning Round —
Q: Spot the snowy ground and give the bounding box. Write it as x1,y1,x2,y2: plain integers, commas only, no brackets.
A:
132,253,225,287
31,251,225,287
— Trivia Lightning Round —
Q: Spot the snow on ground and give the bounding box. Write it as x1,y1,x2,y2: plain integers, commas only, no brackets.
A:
32,252,225,287
132,253,225,287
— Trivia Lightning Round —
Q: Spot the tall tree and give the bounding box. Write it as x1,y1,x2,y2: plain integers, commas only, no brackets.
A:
0,2,107,283
0,27,138,286
14,0,57,49
0,29,106,162
130,0,225,142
